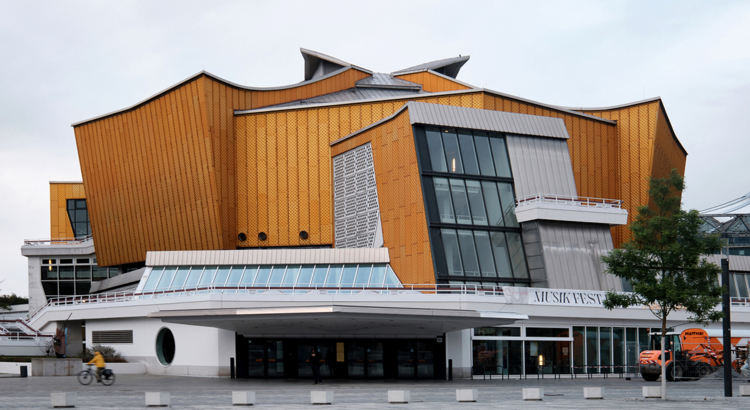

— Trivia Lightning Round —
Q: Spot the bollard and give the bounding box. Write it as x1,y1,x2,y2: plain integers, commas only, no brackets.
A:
20,365,28,378
311,391,333,405
51,392,77,408
583,387,604,399
642,386,661,398
388,390,410,404
456,389,478,402
522,388,543,401
448,359,453,381
232,391,255,406
146,392,170,407
230,357,235,379
739,385,750,397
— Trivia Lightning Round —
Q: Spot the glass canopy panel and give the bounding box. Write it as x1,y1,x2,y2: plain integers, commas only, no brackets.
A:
341,265,358,285
297,265,314,286
184,267,202,288
240,266,258,286
268,266,286,286
199,266,217,286
255,266,272,286
156,267,177,290
355,265,372,285
283,265,301,286
311,265,329,285
143,267,163,292
171,266,190,289
326,265,343,286
385,266,401,286
226,266,245,286
214,266,231,286
370,264,386,286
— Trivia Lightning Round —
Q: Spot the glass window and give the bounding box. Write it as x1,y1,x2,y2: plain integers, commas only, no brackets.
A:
442,129,463,174
282,265,300,286
573,326,585,374
497,182,518,227
311,265,329,285
142,268,163,292
254,266,272,286
458,130,480,175
214,266,231,286
441,229,463,276
59,266,74,279
297,265,314,286
108,267,118,278
76,258,90,264
474,327,520,337
184,267,202,288
425,127,447,172
199,266,217,286
326,265,343,286
42,259,55,265
613,327,625,374
586,327,598,374
385,266,400,286
474,133,496,176
171,266,190,289
93,267,108,280
490,136,512,177
369,264,386,285
458,230,480,277
355,265,372,285
156,267,177,290
60,259,73,264
506,233,529,279
481,181,504,226
226,266,245,285
526,328,569,337
59,281,75,296
474,231,497,278
42,281,58,296
465,180,488,225
341,265,358,285
43,266,58,280
240,266,258,286
75,281,91,295
268,266,286,285
433,177,455,224
490,231,513,278
600,327,612,372
736,274,749,298
449,179,472,225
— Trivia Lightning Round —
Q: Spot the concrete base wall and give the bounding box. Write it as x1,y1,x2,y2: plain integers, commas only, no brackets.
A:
0,362,33,376
30,358,81,376
107,362,145,374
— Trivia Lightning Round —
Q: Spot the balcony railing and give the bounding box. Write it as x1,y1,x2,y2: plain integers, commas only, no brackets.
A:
516,194,623,209
23,236,93,246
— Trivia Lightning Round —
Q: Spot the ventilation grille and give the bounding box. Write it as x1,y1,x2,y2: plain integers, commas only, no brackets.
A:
333,143,380,248
91,330,133,344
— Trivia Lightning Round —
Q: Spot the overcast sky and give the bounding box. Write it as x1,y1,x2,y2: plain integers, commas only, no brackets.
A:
1,0,748,297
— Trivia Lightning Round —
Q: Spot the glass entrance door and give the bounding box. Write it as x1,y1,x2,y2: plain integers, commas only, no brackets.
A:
266,341,284,377
397,341,416,378
246,340,284,378
247,340,265,377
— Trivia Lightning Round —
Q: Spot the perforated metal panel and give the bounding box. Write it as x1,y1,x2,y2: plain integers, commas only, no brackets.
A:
333,143,382,248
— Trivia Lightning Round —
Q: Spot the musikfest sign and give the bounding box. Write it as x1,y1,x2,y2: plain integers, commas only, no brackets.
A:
502,286,613,307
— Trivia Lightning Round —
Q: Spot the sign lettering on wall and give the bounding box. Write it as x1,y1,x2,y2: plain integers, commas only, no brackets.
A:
503,287,612,307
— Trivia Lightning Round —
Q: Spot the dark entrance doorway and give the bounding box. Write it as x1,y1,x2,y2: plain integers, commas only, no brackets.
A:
236,337,445,380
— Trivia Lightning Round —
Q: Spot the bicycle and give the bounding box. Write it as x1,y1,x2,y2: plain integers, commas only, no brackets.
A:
78,364,116,386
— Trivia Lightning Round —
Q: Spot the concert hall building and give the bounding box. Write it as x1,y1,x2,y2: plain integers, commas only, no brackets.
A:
20,48,750,379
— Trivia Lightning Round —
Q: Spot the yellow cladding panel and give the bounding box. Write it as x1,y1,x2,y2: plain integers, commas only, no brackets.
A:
331,110,435,285
49,183,85,239
74,69,368,266
393,72,471,93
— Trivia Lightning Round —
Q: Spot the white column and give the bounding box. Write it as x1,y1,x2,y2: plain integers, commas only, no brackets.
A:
445,329,473,379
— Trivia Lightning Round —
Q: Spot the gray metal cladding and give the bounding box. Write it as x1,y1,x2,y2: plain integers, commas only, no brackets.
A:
272,87,423,107
536,221,622,292
145,248,390,266
505,136,577,199
406,102,569,139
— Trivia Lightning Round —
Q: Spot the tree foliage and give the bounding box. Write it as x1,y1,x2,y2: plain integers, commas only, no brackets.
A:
601,169,723,324
0,293,29,311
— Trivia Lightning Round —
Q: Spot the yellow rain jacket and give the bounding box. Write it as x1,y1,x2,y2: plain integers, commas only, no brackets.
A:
87,352,106,368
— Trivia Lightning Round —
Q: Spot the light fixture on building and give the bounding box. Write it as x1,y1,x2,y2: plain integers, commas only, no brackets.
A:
300,231,308,240
538,355,544,366
238,233,247,242
258,232,267,241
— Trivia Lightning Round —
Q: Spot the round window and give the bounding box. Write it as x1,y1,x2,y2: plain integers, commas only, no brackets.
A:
155,328,176,366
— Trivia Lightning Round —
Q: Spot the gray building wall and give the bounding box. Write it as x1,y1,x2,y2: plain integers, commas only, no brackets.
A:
27,256,46,314
505,136,577,199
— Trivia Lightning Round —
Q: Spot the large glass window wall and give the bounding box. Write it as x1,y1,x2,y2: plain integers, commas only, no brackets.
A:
40,257,118,299
139,263,401,294
417,125,528,286
67,199,91,239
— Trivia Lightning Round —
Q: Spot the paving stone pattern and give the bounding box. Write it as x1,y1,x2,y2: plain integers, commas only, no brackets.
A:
0,374,748,409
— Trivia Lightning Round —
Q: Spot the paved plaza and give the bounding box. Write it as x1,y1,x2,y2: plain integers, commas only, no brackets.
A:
0,373,749,409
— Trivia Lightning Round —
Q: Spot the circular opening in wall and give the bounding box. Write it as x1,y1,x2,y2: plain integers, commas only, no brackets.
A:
155,328,175,366
299,231,309,240
238,233,247,242
258,232,267,241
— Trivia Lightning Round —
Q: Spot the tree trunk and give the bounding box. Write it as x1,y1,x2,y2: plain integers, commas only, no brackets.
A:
661,317,667,400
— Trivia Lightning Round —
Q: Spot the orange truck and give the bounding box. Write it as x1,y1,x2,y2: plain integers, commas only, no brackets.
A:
639,328,750,382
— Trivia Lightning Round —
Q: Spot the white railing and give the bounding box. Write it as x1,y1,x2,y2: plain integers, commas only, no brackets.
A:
731,297,750,307
23,236,93,246
516,193,623,209
30,284,506,315
0,319,53,338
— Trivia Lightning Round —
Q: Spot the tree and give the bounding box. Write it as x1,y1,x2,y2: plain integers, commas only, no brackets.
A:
0,293,29,311
601,169,723,400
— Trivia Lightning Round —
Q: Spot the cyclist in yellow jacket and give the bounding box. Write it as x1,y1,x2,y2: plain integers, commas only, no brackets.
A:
87,351,106,382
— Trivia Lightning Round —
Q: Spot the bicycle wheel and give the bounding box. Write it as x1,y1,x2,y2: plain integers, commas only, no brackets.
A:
78,370,93,385
101,372,116,386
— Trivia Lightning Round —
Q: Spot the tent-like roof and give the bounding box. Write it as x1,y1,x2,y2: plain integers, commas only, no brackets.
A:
392,55,470,78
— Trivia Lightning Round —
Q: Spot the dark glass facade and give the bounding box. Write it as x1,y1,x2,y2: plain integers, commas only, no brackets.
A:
415,125,529,286
67,199,91,238
40,257,118,299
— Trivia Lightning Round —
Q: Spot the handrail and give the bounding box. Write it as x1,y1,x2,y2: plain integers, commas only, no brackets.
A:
23,236,93,246
516,193,623,209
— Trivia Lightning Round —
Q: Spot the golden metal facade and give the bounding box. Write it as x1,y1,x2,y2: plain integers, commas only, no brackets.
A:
49,182,86,239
